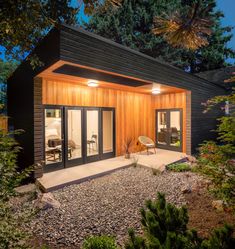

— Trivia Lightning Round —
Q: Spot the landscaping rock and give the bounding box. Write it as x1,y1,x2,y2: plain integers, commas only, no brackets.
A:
15,184,36,195
26,168,203,248
181,186,192,194
187,155,197,163
34,193,61,210
212,200,224,211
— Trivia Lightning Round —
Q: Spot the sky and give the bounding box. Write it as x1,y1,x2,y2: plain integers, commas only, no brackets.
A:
217,0,235,63
0,0,235,63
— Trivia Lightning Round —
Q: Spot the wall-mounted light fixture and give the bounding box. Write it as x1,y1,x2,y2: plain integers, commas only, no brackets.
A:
87,80,99,87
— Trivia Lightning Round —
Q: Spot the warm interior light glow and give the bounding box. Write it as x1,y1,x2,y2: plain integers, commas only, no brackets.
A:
88,80,99,87
152,88,161,94
151,83,161,94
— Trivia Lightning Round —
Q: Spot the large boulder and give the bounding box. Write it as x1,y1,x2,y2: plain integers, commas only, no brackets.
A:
34,193,61,210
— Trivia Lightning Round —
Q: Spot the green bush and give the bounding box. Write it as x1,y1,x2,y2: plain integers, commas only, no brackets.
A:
125,193,235,249
0,129,33,249
197,90,235,208
196,141,235,207
82,235,118,249
167,163,191,172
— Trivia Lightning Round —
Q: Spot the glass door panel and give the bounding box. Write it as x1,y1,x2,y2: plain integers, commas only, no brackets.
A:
67,109,82,161
170,111,181,148
157,111,167,145
44,108,63,170
156,109,182,152
86,110,99,157
102,110,113,154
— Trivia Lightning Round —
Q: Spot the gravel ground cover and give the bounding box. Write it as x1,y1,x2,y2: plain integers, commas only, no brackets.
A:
28,167,202,248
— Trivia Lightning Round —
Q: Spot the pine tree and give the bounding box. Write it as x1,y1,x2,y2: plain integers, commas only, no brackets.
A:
125,193,235,249
125,193,201,249
85,0,235,73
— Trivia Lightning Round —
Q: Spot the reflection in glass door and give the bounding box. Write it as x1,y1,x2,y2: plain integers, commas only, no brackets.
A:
86,109,99,159
102,109,114,159
66,108,83,166
170,111,181,148
157,111,167,145
44,107,64,171
156,109,182,151
44,106,115,172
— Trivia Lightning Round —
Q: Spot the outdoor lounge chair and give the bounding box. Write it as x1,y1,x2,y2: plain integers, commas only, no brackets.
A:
138,136,156,155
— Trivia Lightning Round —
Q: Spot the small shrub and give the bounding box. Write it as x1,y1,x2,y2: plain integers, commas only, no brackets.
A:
82,235,118,249
167,163,191,172
125,193,235,249
0,129,33,249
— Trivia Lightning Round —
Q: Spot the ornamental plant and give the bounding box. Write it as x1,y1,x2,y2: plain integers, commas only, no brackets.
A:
82,235,119,249
125,193,235,249
197,88,235,208
0,127,33,248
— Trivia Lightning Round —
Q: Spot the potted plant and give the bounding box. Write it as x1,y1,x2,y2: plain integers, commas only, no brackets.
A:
34,161,44,179
123,137,134,159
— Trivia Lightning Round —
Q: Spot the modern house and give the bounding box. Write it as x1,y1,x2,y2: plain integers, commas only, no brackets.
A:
7,24,226,173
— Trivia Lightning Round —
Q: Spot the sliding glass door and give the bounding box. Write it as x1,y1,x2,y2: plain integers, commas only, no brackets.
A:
65,107,83,167
44,106,115,172
44,107,64,171
156,109,183,151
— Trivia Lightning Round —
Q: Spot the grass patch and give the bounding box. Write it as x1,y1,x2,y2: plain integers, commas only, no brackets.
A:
167,163,191,172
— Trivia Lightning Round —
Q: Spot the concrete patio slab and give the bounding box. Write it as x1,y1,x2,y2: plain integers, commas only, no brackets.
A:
37,149,187,192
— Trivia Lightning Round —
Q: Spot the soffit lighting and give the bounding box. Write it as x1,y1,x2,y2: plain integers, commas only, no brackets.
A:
151,83,161,94
87,80,99,87
152,88,161,94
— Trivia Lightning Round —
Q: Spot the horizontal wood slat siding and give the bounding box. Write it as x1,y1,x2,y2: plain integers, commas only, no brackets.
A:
42,79,188,154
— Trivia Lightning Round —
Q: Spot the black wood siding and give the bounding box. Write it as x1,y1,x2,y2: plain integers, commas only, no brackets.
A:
7,29,60,170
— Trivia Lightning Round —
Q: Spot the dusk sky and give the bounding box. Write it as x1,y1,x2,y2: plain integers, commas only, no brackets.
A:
1,0,235,63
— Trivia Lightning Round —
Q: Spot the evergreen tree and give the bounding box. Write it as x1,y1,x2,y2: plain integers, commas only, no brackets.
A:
85,0,235,73
125,193,202,249
125,193,235,249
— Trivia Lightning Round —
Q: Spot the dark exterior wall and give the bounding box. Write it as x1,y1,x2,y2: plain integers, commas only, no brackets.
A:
60,25,226,154
7,64,35,169
7,29,60,170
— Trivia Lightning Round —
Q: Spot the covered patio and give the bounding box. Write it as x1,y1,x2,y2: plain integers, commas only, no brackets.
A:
37,149,186,192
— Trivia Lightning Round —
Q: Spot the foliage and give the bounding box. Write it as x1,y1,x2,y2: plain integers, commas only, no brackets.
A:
0,129,32,202
201,224,235,249
82,235,118,249
125,193,235,249
85,0,235,73
197,77,235,207
0,59,18,83
167,163,191,172
0,0,79,66
0,202,30,249
197,141,235,206
123,137,134,154
0,128,34,248
0,59,18,113
153,1,213,50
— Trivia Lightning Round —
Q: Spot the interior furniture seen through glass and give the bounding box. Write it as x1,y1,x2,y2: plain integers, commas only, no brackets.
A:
102,110,113,153
67,109,82,160
44,109,62,165
156,109,182,151
44,107,115,171
86,110,99,157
